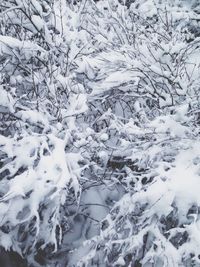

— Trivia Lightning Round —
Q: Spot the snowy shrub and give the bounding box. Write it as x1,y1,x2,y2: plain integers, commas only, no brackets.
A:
1,0,200,266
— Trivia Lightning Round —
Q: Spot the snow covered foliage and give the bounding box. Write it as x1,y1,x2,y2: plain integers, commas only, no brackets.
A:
1,0,200,266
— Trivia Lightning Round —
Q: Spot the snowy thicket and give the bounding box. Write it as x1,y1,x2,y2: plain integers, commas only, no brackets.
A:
1,0,200,266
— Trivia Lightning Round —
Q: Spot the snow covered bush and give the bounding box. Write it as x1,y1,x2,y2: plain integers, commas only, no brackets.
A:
1,0,200,266
66,1,200,266
0,0,89,265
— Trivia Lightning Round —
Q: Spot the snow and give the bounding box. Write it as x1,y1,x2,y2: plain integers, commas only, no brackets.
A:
30,0,43,16
99,133,109,142
31,15,44,31
16,110,49,127
1,0,200,266
149,115,189,137
0,35,43,53
0,86,15,113
61,94,88,119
